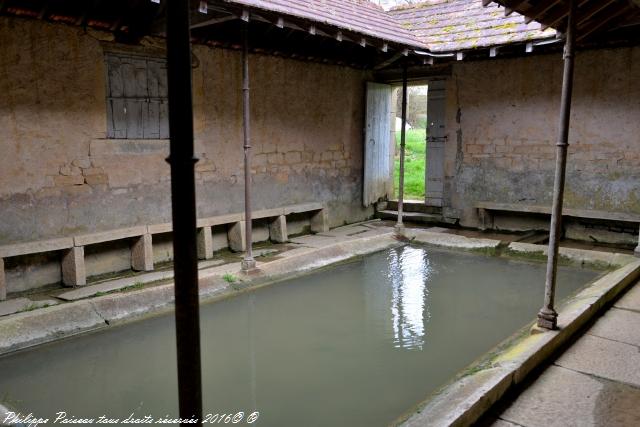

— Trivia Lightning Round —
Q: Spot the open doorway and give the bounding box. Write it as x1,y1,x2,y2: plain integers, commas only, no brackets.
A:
362,79,446,209
393,84,428,201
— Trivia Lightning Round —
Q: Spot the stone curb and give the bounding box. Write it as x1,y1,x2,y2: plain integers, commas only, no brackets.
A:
395,257,640,427
410,230,502,251
507,242,636,268
0,233,402,356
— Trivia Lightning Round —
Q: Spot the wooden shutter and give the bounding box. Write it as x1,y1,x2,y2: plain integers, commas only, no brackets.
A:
105,53,168,139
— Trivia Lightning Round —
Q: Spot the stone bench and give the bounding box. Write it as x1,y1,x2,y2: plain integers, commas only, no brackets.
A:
0,202,328,300
475,201,640,255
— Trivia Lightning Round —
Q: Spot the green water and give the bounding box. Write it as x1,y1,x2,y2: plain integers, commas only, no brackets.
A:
0,246,597,426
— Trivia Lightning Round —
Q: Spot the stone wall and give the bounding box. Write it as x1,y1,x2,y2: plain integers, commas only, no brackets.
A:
0,17,371,246
443,46,640,235
0,17,372,293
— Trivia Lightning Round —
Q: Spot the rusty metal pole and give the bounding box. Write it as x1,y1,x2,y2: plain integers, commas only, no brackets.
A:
166,0,203,423
241,20,256,272
538,0,576,330
395,59,408,236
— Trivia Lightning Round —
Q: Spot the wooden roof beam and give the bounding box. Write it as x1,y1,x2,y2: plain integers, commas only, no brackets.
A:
523,0,563,24
540,0,587,28
504,0,527,16
577,4,631,40
577,0,618,28
190,14,237,29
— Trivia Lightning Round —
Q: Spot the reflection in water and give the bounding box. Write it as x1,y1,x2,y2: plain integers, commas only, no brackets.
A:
387,247,432,350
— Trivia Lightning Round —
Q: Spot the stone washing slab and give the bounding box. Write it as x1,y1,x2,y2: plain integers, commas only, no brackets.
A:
507,242,636,268
556,334,640,388
0,303,106,354
57,270,176,301
0,298,33,316
587,307,640,347
615,284,640,312
0,298,61,317
498,365,606,427
410,230,501,251
58,257,238,302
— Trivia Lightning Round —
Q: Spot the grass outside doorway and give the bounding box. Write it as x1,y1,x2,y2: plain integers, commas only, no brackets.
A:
394,128,426,200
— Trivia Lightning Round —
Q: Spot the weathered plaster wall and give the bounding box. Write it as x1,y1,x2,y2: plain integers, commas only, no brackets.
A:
0,17,371,293
444,47,640,231
0,17,370,246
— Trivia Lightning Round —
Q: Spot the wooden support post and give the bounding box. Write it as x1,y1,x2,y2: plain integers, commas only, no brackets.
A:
166,0,203,421
228,221,247,252
538,0,576,331
62,246,86,287
0,258,6,301
269,215,288,243
197,227,214,260
131,233,154,271
396,59,408,236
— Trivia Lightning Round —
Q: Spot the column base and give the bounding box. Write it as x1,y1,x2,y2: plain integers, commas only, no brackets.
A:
537,307,558,330
241,258,257,272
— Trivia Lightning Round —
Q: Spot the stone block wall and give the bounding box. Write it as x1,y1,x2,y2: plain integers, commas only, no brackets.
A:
443,46,640,232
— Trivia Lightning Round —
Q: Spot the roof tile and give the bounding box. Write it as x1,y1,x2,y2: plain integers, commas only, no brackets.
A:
389,0,555,52
222,0,426,48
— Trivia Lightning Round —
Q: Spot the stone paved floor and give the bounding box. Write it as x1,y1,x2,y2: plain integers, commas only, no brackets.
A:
487,283,640,427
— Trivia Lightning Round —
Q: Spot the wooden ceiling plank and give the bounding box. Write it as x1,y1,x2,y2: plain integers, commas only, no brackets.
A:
577,5,630,40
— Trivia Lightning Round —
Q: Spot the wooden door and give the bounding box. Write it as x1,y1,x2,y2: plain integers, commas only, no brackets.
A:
426,80,447,207
363,82,394,207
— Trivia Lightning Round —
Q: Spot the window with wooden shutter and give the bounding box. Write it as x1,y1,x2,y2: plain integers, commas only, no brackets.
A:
105,52,169,139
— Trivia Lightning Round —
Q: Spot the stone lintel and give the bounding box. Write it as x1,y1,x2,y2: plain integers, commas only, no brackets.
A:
148,223,172,235
284,202,324,215
253,208,286,220
74,226,147,247
131,233,154,271
62,246,86,287
0,237,74,259
197,213,243,228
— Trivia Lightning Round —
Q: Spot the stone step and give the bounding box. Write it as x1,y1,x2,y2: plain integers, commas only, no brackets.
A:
384,201,442,215
376,210,456,225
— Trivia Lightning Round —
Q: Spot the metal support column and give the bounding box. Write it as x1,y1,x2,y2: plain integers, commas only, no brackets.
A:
538,0,577,330
166,0,203,423
241,20,256,272
395,60,408,236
